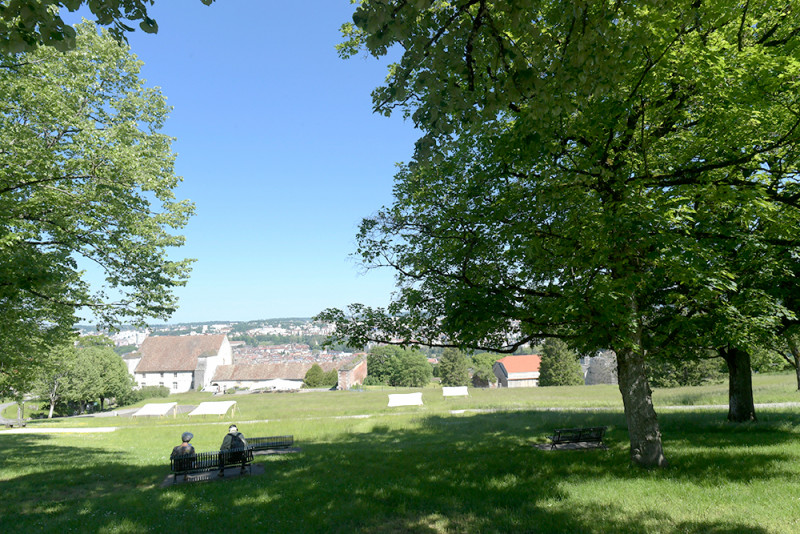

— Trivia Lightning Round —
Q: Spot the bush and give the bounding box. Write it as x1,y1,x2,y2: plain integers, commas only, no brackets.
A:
304,364,326,388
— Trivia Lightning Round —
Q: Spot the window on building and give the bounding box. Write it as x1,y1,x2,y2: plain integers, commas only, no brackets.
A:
173,382,178,390
159,382,164,387
160,372,164,378
174,372,178,379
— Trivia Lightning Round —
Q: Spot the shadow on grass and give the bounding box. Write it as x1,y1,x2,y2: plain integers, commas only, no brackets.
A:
2,409,796,533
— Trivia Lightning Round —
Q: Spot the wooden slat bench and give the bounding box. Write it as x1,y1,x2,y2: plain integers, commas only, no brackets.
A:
247,435,294,452
170,447,254,483
548,426,607,450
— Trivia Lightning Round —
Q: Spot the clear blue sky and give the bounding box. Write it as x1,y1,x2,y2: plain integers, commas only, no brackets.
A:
74,1,419,324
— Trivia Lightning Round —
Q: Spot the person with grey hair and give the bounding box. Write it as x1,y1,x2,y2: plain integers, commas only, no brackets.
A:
170,431,196,480
171,431,195,459
218,424,248,476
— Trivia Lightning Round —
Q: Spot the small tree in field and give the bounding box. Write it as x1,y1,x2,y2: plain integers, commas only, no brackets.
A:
539,339,584,387
439,348,470,387
304,364,325,388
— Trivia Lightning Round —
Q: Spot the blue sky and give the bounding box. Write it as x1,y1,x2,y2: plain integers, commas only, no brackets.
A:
73,1,419,324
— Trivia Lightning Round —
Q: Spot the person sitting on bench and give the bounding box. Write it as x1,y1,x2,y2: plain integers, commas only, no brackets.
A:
171,431,195,459
218,424,248,476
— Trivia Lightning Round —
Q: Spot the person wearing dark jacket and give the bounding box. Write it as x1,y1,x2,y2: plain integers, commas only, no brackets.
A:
171,431,195,459
218,424,248,476
171,432,195,480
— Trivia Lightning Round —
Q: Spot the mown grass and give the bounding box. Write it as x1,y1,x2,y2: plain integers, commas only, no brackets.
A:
1,374,799,533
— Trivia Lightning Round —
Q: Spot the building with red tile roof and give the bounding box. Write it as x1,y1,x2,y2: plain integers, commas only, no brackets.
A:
493,355,542,387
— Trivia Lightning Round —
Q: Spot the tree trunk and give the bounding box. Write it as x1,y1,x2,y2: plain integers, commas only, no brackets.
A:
796,364,800,393
616,346,668,467
786,336,800,391
720,346,756,422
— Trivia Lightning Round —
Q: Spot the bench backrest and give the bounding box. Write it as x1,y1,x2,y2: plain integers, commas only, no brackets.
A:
553,426,606,442
248,435,293,449
171,448,254,472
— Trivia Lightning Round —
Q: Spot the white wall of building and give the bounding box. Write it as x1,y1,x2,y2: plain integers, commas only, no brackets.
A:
136,371,195,393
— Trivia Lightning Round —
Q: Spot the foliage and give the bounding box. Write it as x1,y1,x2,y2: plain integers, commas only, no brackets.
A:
0,0,216,53
471,352,501,385
367,345,432,387
32,342,77,418
749,345,793,374
318,0,800,467
35,342,135,416
538,339,584,387
0,22,194,395
113,344,138,356
438,348,470,387
647,355,725,388
323,369,338,387
303,364,326,388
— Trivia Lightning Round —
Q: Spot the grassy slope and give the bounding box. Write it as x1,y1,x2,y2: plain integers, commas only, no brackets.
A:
1,374,798,533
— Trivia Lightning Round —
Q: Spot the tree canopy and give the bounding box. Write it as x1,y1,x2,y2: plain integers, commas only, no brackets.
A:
366,345,433,387
1,22,193,395
318,1,800,467
0,0,215,53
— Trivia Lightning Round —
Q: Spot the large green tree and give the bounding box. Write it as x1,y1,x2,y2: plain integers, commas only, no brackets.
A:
538,339,583,387
367,345,432,387
0,23,194,396
318,1,800,468
0,0,215,52
53,338,134,414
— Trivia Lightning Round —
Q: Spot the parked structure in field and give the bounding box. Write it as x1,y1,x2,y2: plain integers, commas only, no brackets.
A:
582,350,618,385
126,334,233,393
493,355,542,387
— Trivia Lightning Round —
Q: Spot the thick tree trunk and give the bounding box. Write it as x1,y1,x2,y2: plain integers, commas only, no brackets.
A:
796,364,800,393
616,346,668,467
720,347,756,422
786,337,800,391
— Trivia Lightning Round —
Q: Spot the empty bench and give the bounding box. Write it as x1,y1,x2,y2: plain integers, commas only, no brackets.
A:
247,435,294,452
170,448,254,483
548,426,607,449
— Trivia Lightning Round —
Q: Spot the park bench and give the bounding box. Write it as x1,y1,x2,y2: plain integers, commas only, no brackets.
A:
548,426,607,450
247,435,294,452
170,447,254,483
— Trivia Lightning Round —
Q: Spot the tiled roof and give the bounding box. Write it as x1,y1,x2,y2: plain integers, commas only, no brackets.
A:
496,355,542,374
212,360,348,381
134,335,226,373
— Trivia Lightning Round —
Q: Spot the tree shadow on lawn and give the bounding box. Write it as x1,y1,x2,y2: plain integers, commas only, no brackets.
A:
3,409,795,533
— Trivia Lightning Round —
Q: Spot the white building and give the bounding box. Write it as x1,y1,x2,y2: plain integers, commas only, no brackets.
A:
127,334,232,393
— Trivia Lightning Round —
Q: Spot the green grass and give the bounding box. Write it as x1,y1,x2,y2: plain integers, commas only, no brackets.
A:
1,374,799,533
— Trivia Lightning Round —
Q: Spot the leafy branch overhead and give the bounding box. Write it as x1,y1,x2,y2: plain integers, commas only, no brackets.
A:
0,0,215,53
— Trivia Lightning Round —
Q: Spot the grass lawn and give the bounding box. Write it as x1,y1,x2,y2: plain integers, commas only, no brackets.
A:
1,374,798,533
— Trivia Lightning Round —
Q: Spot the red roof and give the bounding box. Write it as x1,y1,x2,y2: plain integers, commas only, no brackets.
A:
496,355,541,373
